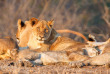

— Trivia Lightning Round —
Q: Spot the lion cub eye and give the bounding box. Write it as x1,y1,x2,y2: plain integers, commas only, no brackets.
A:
17,38,19,40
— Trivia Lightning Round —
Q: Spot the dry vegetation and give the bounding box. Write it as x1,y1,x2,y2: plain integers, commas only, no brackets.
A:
0,0,110,42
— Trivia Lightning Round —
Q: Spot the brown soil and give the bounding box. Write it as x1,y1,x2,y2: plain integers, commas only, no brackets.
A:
0,60,110,74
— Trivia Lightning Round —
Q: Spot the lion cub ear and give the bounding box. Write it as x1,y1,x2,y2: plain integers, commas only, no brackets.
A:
29,17,39,26
17,19,25,30
48,19,54,28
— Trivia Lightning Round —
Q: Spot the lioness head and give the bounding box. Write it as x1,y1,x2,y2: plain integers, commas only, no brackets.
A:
32,20,54,41
16,19,25,43
16,18,39,47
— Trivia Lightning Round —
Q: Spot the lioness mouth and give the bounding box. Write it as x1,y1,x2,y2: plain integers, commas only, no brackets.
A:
37,38,45,41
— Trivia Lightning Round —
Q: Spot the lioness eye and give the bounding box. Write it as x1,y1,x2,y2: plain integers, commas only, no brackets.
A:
45,29,48,32
17,38,19,40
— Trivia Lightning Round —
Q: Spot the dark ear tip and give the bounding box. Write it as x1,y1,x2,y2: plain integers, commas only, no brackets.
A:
21,21,25,27
32,21,35,26
30,17,38,22
29,17,39,26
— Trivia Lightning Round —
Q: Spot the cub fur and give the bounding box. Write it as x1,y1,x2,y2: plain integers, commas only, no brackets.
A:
0,36,18,60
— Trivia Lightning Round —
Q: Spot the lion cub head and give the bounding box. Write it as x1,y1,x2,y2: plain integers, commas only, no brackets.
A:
32,20,54,41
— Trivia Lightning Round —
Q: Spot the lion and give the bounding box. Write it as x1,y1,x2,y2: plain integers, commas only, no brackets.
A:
16,19,37,47
0,36,18,60
16,18,110,67
16,18,88,49
16,18,99,57
15,18,100,67
27,18,88,53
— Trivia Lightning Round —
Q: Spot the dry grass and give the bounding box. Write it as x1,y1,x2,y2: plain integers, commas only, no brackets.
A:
0,60,110,74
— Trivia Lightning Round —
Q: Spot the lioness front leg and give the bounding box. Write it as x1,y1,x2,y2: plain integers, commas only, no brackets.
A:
39,51,89,67
15,60,34,67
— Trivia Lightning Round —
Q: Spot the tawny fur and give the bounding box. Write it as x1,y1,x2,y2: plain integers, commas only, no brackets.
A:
14,49,89,67
16,18,88,51
0,37,18,60
26,18,87,52
16,19,34,47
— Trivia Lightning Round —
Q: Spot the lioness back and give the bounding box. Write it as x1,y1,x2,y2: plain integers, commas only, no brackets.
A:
50,36,85,51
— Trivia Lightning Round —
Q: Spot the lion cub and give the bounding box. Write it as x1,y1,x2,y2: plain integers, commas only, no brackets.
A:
0,36,18,60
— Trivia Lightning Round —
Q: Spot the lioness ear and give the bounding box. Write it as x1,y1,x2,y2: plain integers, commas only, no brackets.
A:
17,19,25,30
29,17,39,26
88,34,96,42
48,19,54,28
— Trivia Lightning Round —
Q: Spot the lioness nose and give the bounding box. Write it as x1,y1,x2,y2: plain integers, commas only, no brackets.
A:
40,36,44,38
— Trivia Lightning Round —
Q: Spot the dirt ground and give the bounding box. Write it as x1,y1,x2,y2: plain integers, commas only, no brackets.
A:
0,60,109,74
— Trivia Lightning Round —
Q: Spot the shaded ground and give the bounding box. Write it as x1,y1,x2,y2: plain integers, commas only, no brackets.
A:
0,60,110,74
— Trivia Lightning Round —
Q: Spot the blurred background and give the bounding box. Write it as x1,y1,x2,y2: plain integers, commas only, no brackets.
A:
0,0,110,42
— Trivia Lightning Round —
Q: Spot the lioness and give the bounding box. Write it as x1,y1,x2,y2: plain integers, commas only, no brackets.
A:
0,36,18,60
27,18,88,52
14,18,99,67
16,18,88,51
14,48,89,67
16,19,36,47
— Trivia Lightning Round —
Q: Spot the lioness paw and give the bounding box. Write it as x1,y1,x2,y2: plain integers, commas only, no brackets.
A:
15,61,33,67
